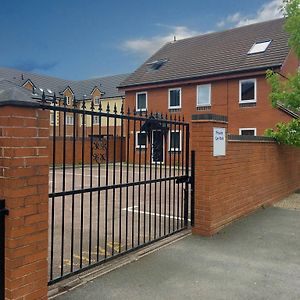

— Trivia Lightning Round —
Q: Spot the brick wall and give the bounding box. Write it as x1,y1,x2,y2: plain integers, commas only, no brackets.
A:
124,73,293,138
0,105,49,299
191,114,300,236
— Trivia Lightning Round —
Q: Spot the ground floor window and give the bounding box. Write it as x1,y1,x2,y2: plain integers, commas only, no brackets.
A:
66,115,74,125
239,128,256,136
136,131,147,148
169,130,181,152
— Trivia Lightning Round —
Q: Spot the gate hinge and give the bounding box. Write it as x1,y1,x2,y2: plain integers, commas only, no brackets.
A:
176,176,192,184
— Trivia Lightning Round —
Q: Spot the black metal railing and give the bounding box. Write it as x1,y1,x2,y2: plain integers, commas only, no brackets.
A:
0,199,9,300
41,94,192,285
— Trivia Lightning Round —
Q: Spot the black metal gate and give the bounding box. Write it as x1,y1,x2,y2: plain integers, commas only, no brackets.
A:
0,199,9,300
41,94,194,285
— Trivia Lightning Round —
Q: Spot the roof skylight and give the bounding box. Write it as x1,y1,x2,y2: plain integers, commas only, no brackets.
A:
248,40,272,54
147,58,168,70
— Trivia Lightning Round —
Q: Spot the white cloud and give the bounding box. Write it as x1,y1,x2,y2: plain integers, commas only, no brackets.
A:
217,0,284,28
122,25,199,57
122,0,284,57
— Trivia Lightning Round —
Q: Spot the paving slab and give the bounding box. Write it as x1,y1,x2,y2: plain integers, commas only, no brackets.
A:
56,207,300,300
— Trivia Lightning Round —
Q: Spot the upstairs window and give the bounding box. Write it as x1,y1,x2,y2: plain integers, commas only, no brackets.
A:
136,92,147,112
169,131,181,152
248,40,271,54
93,116,100,124
50,113,55,125
94,97,100,105
239,79,256,103
239,128,257,136
197,84,211,106
136,131,147,149
65,96,71,106
168,88,181,109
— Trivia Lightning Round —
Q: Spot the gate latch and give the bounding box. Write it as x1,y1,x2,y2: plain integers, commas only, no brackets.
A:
0,199,9,217
176,176,192,184
0,208,9,217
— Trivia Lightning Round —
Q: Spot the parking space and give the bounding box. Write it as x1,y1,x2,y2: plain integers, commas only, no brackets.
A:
49,164,188,282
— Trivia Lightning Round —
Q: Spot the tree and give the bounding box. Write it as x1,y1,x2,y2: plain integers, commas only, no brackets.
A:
266,0,300,146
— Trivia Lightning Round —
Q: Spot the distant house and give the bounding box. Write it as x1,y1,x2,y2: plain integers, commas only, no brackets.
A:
119,18,299,143
0,67,129,136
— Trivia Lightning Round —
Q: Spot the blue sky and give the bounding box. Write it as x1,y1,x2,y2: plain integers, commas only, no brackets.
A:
0,0,283,80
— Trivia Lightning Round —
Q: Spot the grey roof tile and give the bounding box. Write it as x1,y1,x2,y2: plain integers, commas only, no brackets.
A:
0,67,129,99
0,79,39,106
120,18,290,88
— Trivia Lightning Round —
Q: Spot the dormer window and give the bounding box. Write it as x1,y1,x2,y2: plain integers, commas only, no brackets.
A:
94,96,100,105
65,96,71,106
248,40,271,54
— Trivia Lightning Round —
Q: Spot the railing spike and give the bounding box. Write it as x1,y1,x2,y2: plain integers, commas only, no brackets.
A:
106,103,110,113
41,91,46,104
114,103,117,114
63,96,67,107
82,98,86,110
52,93,57,106
73,96,77,108
120,103,124,115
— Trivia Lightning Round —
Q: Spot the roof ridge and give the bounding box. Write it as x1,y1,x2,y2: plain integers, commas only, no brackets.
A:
0,66,129,83
164,18,285,46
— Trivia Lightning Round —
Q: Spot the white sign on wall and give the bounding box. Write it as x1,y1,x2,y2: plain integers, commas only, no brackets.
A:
213,127,226,156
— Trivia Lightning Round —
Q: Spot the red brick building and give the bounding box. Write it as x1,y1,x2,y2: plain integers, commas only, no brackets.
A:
120,19,299,139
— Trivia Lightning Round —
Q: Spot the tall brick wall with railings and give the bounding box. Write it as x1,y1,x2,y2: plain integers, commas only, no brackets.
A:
0,105,49,299
191,114,300,236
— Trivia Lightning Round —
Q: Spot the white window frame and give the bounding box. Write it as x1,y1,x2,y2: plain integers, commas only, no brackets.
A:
136,131,147,149
196,84,211,107
239,128,257,136
93,115,100,125
239,79,257,103
66,115,74,125
136,92,147,112
248,40,272,55
94,96,100,105
50,113,55,125
168,130,182,152
168,88,181,109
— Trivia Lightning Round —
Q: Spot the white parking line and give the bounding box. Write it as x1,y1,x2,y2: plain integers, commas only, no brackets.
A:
123,206,191,222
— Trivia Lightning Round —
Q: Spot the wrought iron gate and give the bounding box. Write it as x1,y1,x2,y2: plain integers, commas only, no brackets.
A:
41,94,194,285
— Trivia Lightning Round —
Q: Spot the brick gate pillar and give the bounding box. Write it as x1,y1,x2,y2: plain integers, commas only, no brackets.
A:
190,114,228,236
0,105,50,299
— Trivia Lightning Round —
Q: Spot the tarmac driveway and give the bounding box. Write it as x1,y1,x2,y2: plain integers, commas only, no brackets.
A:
56,206,300,300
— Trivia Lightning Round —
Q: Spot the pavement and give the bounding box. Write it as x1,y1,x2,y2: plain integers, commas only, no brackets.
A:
55,198,300,300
